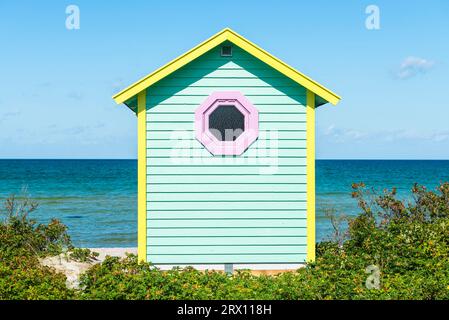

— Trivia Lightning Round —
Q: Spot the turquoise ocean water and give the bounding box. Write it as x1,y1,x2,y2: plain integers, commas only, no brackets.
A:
0,160,448,247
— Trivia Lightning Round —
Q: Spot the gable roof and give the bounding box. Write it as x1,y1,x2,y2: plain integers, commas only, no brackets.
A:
113,28,341,108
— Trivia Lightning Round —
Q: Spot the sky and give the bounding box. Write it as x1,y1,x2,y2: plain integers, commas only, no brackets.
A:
0,0,448,159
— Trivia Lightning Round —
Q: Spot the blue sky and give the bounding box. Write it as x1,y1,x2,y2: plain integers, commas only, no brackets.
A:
0,0,448,159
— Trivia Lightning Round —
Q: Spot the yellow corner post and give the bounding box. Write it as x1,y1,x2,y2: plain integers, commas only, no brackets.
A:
137,91,147,262
306,90,316,262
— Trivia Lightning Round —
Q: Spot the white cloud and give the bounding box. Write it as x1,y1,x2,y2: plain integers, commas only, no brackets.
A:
320,125,449,144
322,125,367,142
0,110,21,123
397,56,435,79
67,91,84,100
432,133,449,142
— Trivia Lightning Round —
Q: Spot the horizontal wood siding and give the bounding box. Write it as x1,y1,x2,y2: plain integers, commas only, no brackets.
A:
146,43,308,264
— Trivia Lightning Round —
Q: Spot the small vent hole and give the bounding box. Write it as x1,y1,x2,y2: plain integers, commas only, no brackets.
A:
221,45,232,57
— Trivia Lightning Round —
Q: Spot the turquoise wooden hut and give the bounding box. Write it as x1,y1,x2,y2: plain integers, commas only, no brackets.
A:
113,28,340,270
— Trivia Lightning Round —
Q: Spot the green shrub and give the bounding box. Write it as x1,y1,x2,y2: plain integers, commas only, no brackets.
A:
0,259,75,300
68,248,99,263
2,183,449,300
79,182,449,300
0,193,75,299
0,193,72,262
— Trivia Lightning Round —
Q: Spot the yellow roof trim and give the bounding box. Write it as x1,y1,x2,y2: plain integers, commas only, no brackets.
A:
113,28,341,106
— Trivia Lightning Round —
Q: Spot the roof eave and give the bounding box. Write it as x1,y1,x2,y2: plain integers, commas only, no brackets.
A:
113,28,341,108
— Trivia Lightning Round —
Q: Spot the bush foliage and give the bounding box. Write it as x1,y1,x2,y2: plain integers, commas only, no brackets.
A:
1,183,449,300
0,193,75,299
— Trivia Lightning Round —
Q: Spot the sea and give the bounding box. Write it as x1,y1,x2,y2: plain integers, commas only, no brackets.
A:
0,159,448,247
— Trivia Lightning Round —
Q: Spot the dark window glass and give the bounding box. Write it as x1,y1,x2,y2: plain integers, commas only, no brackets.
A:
208,105,244,141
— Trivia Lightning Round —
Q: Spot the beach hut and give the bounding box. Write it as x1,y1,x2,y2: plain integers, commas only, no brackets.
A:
113,28,340,271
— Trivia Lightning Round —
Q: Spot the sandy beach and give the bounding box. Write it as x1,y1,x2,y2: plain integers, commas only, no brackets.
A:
40,248,137,288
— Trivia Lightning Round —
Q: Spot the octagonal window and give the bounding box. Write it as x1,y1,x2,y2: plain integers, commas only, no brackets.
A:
208,105,245,141
195,91,259,156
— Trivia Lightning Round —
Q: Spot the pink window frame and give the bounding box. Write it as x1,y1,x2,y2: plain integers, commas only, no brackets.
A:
195,91,259,156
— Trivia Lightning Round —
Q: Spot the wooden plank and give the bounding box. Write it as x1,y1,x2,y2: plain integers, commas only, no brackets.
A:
146,112,306,122
147,201,307,211
147,158,305,167
148,105,306,114
137,91,147,262
148,86,306,97
146,254,307,264
147,227,307,237
148,236,306,246
180,59,263,70
147,121,307,131
171,60,264,70
181,60,250,69
147,245,307,255
147,183,307,193
147,95,305,107
147,130,306,140
145,148,306,158
161,67,298,79
147,211,306,219
146,157,306,166
146,139,306,150
186,46,257,60
147,174,306,184
148,77,300,88
146,165,307,175
147,192,307,202
147,147,305,158
147,218,306,229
